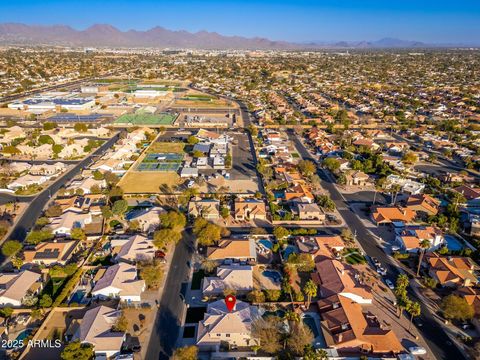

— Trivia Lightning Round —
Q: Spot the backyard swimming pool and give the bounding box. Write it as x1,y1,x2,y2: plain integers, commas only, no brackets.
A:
303,314,327,348
69,289,87,304
258,239,273,250
282,245,298,260
445,235,465,251
262,270,282,283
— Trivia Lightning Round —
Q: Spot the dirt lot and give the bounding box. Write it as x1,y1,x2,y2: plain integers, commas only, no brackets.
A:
119,171,182,193
146,142,185,154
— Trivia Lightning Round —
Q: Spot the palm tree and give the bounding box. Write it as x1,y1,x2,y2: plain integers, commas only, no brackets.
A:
406,301,421,332
283,310,300,324
416,239,431,277
390,184,402,205
303,279,318,309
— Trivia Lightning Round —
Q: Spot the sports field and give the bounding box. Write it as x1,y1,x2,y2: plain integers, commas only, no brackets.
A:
114,113,177,125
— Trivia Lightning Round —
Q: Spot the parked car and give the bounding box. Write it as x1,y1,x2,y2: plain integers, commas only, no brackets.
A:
376,267,387,276
409,346,427,355
385,279,394,290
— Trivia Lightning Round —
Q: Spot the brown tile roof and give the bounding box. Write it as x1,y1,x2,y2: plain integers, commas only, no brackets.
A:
313,259,372,301
406,194,440,215
372,206,416,224
427,253,478,286
207,239,256,260
318,295,403,354
454,185,480,201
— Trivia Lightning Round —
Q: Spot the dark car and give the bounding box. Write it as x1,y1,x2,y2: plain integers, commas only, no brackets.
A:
122,334,141,353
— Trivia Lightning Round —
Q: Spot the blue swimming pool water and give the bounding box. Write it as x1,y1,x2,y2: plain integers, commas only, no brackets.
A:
263,270,282,283
282,245,298,260
303,315,320,338
69,289,86,304
15,329,32,341
258,239,273,250
445,235,465,251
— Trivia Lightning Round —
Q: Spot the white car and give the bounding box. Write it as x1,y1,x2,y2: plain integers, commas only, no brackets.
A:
391,245,400,252
409,346,427,355
385,279,394,290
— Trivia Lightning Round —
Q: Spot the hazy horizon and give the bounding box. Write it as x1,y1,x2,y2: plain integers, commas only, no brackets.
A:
0,0,479,44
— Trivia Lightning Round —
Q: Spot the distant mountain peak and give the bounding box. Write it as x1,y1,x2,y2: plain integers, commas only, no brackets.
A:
0,23,458,49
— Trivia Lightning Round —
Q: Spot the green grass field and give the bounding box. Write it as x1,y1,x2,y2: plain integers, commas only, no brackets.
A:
114,113,177,125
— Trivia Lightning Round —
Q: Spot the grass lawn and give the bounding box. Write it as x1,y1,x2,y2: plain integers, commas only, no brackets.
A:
119,171,181,193
191,270,205,290
343,248,367,265
42,277,67,299
146,142,185,154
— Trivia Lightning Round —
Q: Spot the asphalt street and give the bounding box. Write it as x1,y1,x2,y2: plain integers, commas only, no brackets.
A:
145,230,195,360
288,129,466,360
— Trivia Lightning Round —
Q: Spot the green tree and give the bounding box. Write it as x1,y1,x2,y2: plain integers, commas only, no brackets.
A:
197,223,222,246
264,289,281,302
73,123,88,132
112,199,128,217
322,157,340,172
61,340,94,360
303,345,328,360
0,307,13,318
416,239,430,276
172,346,198,360
1,240,22,256
45,204,62,217
159,211,186,230
11,255,23,270
39,294,53,308
406,301,421,331
441,294,474,321
101,205,113,220
273,226,289,240
38,134,55,145
247,290,265,303
25,228,54,245
153,229,182,248
298,160,316,177
52,144,63,154
43,122,57,130
187,135,199,145
70,227,86,241
303,279,317,308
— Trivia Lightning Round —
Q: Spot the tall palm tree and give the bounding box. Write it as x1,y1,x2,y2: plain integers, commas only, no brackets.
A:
416,239,431,277
407,301,421,332
303,279,318,309
390,184,402,205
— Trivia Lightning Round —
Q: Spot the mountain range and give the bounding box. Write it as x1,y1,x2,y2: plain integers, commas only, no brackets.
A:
0,23,460,49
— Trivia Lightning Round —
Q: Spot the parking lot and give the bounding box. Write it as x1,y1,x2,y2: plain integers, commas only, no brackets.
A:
230,132,256,181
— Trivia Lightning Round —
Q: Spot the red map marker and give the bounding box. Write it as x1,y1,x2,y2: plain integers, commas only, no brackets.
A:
225,295,236,312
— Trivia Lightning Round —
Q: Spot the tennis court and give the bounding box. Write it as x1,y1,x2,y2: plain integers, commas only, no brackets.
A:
114,112,178,125
137,152,183,172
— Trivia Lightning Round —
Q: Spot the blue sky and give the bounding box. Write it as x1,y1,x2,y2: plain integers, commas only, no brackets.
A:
1,0,479,43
